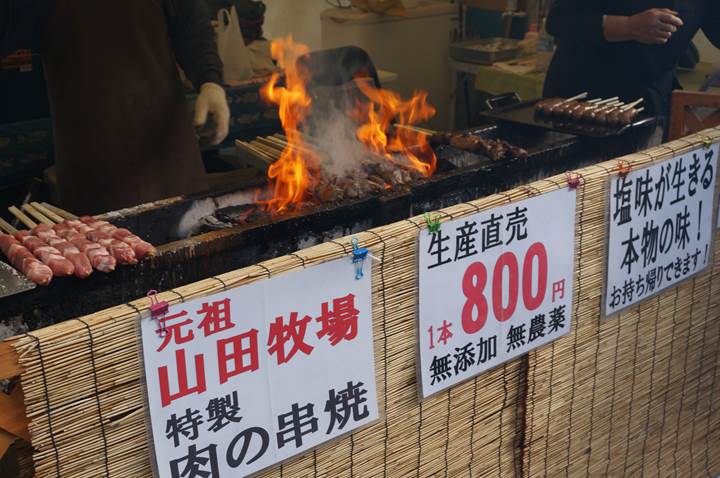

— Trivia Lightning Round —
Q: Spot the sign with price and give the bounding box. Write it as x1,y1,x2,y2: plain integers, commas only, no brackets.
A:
418,188,577,398
141,258,379,478
605,143,719,316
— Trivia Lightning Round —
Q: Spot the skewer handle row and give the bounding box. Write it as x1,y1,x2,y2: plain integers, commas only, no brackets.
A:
32,202,65,224
8,206,36,229
0,217,17,234
22,203,54,226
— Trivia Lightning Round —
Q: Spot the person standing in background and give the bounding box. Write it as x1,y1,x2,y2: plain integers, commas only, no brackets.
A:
543,1,720,141
0,0,231,214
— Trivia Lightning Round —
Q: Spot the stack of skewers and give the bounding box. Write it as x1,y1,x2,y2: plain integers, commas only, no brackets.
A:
535,93,645,127
0,202,156,285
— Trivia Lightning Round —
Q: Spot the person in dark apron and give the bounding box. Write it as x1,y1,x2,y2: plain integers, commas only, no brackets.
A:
1,0,230,214
543,1,720,137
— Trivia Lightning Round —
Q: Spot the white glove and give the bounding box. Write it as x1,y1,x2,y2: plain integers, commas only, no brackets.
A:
194,82,230,145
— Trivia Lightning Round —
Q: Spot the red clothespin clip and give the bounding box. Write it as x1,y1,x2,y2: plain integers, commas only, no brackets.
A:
148,290,168,337
617,160,632,177
565,171,582,189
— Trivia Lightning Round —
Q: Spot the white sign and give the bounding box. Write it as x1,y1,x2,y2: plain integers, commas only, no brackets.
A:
605,143,719,316
141,258,378,478
418,188,577,398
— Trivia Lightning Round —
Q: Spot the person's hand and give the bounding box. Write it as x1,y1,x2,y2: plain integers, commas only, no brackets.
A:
194,82,230,145
627,8,683,44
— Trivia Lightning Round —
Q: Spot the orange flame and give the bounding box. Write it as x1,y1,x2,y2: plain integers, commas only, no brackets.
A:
259,37,317,212
259,37,438,213
354,80,437,177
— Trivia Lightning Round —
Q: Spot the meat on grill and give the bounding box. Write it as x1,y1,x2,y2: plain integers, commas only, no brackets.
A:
536,97,642,127
430,133,528,161
71,238,117,273
0,234,53,285
14,230,75,276
535,98,566,115
78,217,156,260
46,236,93,278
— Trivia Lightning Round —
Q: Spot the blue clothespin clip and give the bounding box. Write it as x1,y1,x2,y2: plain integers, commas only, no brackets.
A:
352,237,369,280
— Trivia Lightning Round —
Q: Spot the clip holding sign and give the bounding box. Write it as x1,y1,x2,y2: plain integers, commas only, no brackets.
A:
565,171,582,189
351,237,369,280
617,160,632,177
424,212,442,234
147,290,169,337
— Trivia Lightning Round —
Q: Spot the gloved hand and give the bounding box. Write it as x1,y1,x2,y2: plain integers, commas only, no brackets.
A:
194,82,230,145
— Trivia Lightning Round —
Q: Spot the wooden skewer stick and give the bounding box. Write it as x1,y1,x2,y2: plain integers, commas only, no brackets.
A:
0,217,18,234
258,136,315,157
250,140,282,159
22,203,54,226
8,206,37,229
621,99,644,112
235,140,275,164
31,202,65,224
596,96,620,105
41,203,78,220
254,137,287,153
559,92,588,104
392,123,437,135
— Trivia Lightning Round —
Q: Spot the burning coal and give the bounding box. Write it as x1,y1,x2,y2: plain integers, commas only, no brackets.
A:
258,37,438,214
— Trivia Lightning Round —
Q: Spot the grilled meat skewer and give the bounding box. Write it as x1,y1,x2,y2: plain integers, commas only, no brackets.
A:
430,133,528,161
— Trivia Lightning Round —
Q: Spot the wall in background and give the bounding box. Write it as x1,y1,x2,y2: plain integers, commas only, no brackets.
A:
263,0,328,51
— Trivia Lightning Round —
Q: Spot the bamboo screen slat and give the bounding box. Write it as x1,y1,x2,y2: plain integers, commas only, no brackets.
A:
6,128,720,477
523,128,720,478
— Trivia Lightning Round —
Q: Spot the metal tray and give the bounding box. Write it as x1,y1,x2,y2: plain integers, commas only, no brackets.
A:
480,99,657,138
450,38,520,65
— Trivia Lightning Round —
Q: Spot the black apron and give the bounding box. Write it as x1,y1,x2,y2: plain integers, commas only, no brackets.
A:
41,0,208,215
544,0,706,121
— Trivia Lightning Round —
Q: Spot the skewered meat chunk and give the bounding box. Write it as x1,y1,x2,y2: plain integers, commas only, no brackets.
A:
535,98,565,115
32,223,58,240
86,230,138,265
33,246,75,276
552,100,582,116
23,258,53,285
605,108,642,126
431,133,528,161
111,228,157,259
46,237,93,278
0,234,53,285
14,230,75,276
80,217,156,260
72,239,117,272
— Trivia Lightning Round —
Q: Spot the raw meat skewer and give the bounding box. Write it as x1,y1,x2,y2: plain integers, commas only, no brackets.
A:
71,239,117,273
0,234,53,285
46,236,93,278
14,231,75,277
79,216,156,260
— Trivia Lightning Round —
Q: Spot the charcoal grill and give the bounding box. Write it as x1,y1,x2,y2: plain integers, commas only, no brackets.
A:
2,122,654,329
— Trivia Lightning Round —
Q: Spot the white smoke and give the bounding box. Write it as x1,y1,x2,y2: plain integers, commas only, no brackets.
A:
305,81,380,178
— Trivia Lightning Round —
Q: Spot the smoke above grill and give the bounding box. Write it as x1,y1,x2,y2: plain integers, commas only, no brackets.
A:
253,37,438,215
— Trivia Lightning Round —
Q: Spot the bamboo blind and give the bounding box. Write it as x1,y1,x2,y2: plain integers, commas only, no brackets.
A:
523,128,720,478
6,128,720,477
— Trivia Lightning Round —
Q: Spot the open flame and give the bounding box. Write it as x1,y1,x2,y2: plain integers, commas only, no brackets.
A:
354,80,437,177
260,37,438,213
260,37,317,212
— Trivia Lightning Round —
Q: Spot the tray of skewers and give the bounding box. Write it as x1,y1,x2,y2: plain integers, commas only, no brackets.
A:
0,202,156,288
481,93,656,138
